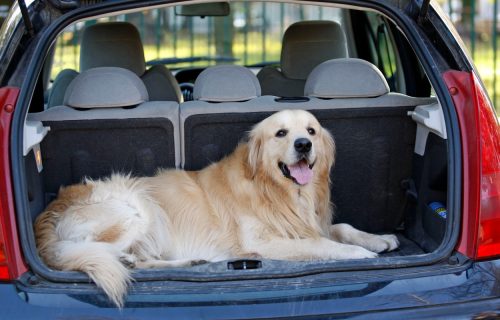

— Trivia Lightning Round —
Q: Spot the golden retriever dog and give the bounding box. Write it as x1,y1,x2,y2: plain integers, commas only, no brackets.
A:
35,109,399,307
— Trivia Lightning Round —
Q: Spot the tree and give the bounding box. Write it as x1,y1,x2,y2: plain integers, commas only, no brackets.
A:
214,14,234,58
461,0,475,28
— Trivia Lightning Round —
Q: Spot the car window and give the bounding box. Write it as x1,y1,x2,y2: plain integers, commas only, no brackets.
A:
0,3,11,27
49,2,343,81
364,12,401,92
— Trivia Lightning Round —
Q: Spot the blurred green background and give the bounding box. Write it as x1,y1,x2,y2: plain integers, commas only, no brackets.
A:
436,0,499,111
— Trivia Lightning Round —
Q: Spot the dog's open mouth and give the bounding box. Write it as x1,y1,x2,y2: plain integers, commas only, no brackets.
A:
279,159,315,185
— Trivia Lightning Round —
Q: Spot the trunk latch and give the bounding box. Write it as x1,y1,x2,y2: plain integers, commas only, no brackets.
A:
227,260,262,270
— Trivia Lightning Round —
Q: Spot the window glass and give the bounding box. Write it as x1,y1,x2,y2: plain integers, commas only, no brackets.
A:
50,2,343,80
365,12,399,92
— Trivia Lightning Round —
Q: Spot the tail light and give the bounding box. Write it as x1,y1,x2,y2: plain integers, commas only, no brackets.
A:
474,76,500,259
0,87,27,280
443,71,500,260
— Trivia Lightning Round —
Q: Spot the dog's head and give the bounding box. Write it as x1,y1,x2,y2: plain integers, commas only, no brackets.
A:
248,110,335,186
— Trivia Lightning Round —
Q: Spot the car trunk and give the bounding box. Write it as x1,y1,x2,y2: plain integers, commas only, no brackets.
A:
10,0,458,295
21,102,449,275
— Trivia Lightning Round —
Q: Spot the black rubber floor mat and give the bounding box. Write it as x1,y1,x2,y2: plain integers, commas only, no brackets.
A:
379,233,425,257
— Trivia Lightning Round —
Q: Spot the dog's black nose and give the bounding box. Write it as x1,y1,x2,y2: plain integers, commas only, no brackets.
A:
294,138,312,153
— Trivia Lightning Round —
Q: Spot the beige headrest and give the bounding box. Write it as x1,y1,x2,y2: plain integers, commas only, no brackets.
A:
281,20,348,80
305,59,390,98
64,67,149,108
194,65,261,102
80,22,146,76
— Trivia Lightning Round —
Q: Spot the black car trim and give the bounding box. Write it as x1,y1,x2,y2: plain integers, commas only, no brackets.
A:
16,258,473,297
17,0,35,37
12,259,500,313
10,0,463,284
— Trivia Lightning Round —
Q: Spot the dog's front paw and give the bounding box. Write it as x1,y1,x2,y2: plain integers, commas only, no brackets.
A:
381,234,400,251
368,234,400,253
119,253,137,268
190,259,209,266
335,245,378,260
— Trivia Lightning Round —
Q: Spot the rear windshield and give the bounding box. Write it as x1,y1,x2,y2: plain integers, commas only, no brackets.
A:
51,3,343,76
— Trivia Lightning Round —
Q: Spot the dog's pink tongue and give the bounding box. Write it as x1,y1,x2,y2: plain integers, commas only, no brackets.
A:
288,162,313,185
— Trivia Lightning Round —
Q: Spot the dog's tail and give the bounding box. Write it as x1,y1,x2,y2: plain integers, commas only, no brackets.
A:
53,240,131,307
34,184,131,307
36,211,130,307
34,184,92,266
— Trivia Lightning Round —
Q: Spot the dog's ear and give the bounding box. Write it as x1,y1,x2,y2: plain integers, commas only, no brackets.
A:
314,127,336,231
247,128,263,177
319,127,336,171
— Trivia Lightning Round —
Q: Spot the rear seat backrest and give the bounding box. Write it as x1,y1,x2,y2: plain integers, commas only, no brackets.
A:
180,61,436,235
81,22,182,102
257,20,348,97
47,69,79,108
180,65,317,170
47,22,181,108
29,67,180,194
181,65,264,169
304,58,437,233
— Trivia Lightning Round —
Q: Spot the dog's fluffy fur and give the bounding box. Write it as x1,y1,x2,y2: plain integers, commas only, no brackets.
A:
35,109,399,307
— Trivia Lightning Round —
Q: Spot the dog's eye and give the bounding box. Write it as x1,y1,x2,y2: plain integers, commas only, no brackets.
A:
275,129,288,137
307,128,316,136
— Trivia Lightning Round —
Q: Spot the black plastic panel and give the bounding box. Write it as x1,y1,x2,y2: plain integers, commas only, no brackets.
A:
24,150,46,222
405,133,448,252
184,106,416,233
40,118,176,195
184,112,270,170
313,108,416,233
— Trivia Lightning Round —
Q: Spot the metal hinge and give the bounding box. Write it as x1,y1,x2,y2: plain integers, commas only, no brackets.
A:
17,0,34,37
